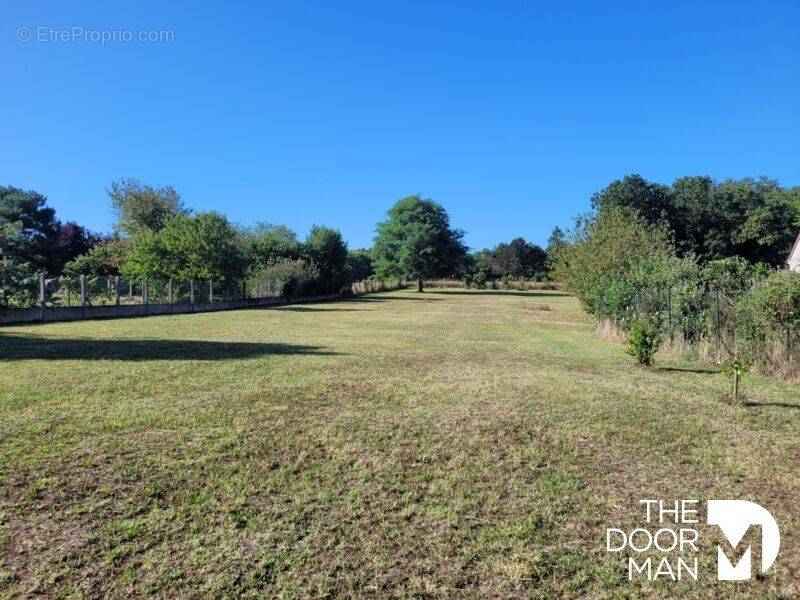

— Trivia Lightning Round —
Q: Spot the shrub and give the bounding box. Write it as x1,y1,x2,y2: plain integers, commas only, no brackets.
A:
254,258,319,297
720,355,750,404
473,271,487,289
701,257,764,293
625,317,663,366
0,258,39,307
735,270,800,372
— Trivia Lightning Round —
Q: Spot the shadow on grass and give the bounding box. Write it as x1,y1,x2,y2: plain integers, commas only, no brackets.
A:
657,366,719,375
276,306,366,312
346,295,443,302
0,335,340,361
425,290,569,298
743,401,800,410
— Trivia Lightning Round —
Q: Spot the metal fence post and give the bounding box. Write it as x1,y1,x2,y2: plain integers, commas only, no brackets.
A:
80,275,87,320
66,279,71,308
668,287,673,344
115,276,120,317
190,279,195,312
209,279,214,310
715,289,721,358
143,278,149,316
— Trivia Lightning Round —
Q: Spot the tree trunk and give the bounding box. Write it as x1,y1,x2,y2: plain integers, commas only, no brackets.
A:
417,278,423,292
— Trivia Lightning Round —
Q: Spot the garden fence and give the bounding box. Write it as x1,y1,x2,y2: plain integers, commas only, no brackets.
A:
598,284,797,378
0,274,407,325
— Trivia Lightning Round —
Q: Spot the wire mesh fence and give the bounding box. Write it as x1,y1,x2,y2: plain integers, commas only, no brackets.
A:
598,283,798,381
1,273,408,324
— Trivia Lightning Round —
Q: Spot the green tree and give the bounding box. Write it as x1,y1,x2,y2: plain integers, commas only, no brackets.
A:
122,230,170,279
108,178,188,236
486,237,547,279
546,226,567,273
591,174,672,227
64,239,129,276
0,186,59,269
592,173,797,266
346,249,373,282
552,206,676,317
123,212,246,283
241,223,301,272
372,195,467,292
303,226,349,294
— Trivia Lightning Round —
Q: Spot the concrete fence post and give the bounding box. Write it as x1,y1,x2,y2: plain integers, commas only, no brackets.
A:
115,276,120,317
143,278,149,316
39,272,45,322
80,275,87,320
168,278,174,313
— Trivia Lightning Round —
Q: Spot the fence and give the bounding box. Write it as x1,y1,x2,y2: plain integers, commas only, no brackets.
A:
597,284,798,381
0,274,408,325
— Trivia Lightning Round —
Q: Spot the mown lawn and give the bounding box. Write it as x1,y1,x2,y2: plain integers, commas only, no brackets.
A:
0,289,798,598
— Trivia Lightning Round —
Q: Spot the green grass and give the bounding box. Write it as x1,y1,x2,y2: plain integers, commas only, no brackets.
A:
0,289,798,598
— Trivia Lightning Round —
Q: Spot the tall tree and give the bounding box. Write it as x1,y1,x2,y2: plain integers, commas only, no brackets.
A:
50,221,101,273
303,226,349,294
346,249,373,282
108,178,188,236
486,237,547,278
546,226,567,272
0,185,59,269
124,212,246,282
372,195,467,292
592,173,798,266
591,174,672,226
241,222,301,272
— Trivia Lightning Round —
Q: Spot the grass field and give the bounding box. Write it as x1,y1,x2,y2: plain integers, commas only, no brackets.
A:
1,289,798,598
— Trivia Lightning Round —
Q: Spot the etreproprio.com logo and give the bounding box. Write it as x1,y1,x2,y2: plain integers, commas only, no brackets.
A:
606,499,780,582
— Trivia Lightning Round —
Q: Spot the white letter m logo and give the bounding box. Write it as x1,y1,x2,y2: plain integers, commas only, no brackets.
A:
707,500,780,580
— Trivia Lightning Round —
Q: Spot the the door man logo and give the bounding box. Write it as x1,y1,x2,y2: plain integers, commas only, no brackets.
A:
707,500,780,581
606,499,780,582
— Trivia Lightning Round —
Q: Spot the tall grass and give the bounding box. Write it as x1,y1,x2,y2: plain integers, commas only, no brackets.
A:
424,279,561,290
349,280,408,295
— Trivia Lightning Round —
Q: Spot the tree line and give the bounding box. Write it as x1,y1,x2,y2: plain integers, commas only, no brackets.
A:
0,184,552,305
3,172,798,310
551,173,800,387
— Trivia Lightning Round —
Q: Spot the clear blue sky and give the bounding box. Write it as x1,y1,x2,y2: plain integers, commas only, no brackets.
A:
3,1,799,251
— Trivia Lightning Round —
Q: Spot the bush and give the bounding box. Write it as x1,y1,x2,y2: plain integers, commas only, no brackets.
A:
473,271,487,289
625,317,663,366
701,257,765,292
736,270,800,363
255,258,319,297
720,355,750,403
0,258,39,307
